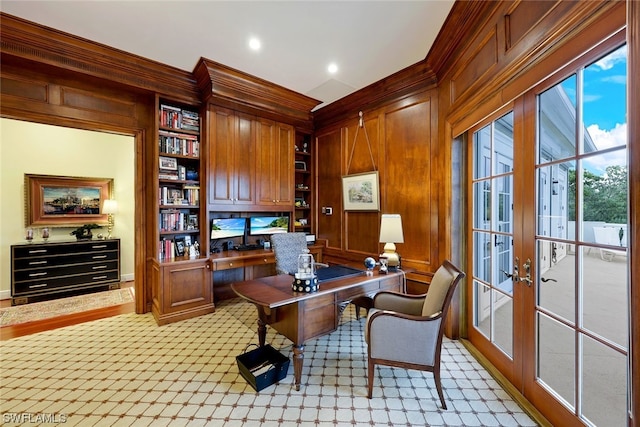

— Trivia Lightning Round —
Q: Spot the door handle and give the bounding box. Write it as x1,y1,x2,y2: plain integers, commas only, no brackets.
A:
503,256,519,282
519,258,532,286
541,277,557,283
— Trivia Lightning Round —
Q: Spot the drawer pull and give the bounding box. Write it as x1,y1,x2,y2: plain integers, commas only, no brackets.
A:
229,262,233,267
93,255,108,259
91,245,108,249
92,275,108,280
28,249,47,254
29,283,48,289
29,272,48,277
263,258,268,263
92,265,108,270
29,260,48,265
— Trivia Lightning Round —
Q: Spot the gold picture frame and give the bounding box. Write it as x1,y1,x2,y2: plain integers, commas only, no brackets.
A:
342,171,380,211
25,174,114,227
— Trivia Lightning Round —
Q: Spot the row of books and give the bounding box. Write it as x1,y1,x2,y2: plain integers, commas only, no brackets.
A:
159,130,200,157
159,165,197,182
159,104,200,132
159,210,199,232
159,186,200,206
158,235,198,260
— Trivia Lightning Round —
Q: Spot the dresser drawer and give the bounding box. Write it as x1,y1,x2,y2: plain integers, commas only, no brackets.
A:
213,259,247,271
13,251,118,270
12,240,119,258
13,260,119,282
13,270,120,295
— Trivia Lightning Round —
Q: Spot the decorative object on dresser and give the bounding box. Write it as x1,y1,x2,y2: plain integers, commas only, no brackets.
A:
24,174,113,227
11,239,121,305
70,223,101,241
102,199,118,239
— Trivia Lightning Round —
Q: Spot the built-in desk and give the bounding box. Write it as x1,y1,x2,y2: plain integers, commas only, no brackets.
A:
210,245,323,301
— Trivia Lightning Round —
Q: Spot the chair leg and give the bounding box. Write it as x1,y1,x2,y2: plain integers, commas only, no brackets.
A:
355,305,361,319
433,368,447,410
367,359,375,398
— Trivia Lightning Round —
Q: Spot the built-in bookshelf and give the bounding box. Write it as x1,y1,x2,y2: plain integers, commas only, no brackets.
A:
157,101,202,260
294,133,313,233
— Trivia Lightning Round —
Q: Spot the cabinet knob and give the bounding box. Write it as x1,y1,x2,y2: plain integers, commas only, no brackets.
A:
229,262,233,267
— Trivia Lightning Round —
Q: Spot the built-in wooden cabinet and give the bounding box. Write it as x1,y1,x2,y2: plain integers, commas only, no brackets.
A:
207,107,256,209
150,257,213,325
256,118,295,209
151,98,213,325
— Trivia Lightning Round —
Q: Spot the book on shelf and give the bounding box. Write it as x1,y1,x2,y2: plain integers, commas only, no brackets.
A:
160,104,200,132
158,130,199,157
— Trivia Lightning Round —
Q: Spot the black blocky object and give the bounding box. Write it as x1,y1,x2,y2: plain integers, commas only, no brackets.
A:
236,344,290,392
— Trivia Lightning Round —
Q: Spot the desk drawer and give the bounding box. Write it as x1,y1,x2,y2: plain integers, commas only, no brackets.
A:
213,255,274,271
213,259,246,271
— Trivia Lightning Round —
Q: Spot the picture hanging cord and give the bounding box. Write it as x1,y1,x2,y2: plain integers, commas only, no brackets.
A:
345,111,377,175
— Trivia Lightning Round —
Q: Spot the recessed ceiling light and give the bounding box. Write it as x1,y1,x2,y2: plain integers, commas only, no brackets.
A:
249,37,261,51
328,63,338,74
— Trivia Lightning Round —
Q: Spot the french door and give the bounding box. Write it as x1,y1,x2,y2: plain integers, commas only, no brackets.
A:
467,41,629,427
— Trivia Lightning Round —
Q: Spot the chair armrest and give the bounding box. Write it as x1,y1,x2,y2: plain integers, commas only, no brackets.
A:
373,291,426,316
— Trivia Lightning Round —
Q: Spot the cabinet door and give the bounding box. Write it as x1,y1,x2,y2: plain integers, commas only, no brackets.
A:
160,259,212,315
256,118,294,208
208,107,236,206
208,107,256,209
274,122,294,206
233,112,256,206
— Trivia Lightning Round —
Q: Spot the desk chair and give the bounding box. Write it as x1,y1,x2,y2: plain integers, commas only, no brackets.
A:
364,259,465,408
270,232,370,318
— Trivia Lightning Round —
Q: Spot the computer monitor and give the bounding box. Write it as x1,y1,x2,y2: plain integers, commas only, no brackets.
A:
249,216,289,235
210,217,246,240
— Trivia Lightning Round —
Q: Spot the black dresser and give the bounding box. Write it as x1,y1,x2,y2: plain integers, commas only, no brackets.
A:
11,239,121,305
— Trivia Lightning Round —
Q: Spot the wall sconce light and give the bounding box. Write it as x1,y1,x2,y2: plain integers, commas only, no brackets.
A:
102,199,118,239
379,214,404,271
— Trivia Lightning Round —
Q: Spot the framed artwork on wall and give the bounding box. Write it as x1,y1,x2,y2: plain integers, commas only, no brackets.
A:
25,174,113,227
342,171,380,211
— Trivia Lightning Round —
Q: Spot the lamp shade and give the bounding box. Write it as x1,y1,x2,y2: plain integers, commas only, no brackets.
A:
102,199,118,215
379,214,404,243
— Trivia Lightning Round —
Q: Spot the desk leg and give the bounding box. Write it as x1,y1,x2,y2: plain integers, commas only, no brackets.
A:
293,344,304,391
256,306,269,347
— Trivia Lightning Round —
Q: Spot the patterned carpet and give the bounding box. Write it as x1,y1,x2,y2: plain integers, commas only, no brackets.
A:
0,298,539,426
0,287,134,327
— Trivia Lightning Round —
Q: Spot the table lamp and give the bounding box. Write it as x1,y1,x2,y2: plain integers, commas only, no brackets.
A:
379,214,404,270
102,199,118,239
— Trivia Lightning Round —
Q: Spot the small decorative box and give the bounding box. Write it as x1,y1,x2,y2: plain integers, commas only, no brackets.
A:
292,276,319,293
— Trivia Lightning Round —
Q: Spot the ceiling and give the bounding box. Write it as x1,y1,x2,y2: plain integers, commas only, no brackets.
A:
1,1,454,110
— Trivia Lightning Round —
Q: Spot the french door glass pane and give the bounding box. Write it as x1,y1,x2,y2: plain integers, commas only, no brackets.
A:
473,125,491,179
537,239,575,323
474,280,491,339
492,290,513,356
580,246,628,347
537,161,574,239
582,45,627,154
473,181,491,229
582,335,627,426
537,313,575,408
538,75,577,163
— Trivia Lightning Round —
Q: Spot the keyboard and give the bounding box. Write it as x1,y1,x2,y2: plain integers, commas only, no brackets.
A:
234,244,262,251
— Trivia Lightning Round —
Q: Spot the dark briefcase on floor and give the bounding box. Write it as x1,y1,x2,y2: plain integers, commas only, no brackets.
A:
236,344,290,391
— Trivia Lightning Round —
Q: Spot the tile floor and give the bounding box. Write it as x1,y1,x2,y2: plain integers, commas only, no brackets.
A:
0,299,538,426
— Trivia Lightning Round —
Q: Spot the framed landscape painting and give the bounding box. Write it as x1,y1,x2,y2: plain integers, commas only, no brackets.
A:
25,174,113,227
342,171,380,211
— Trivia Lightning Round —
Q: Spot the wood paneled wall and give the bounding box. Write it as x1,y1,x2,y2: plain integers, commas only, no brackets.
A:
316,90,439,272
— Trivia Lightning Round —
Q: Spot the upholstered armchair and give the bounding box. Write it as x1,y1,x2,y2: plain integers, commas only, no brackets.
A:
365,259,465,409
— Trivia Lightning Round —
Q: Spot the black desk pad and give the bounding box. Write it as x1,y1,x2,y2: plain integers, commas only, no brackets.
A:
315,265,364,283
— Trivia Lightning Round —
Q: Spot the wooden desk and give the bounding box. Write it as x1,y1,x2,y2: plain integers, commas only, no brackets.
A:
231,270,404,390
